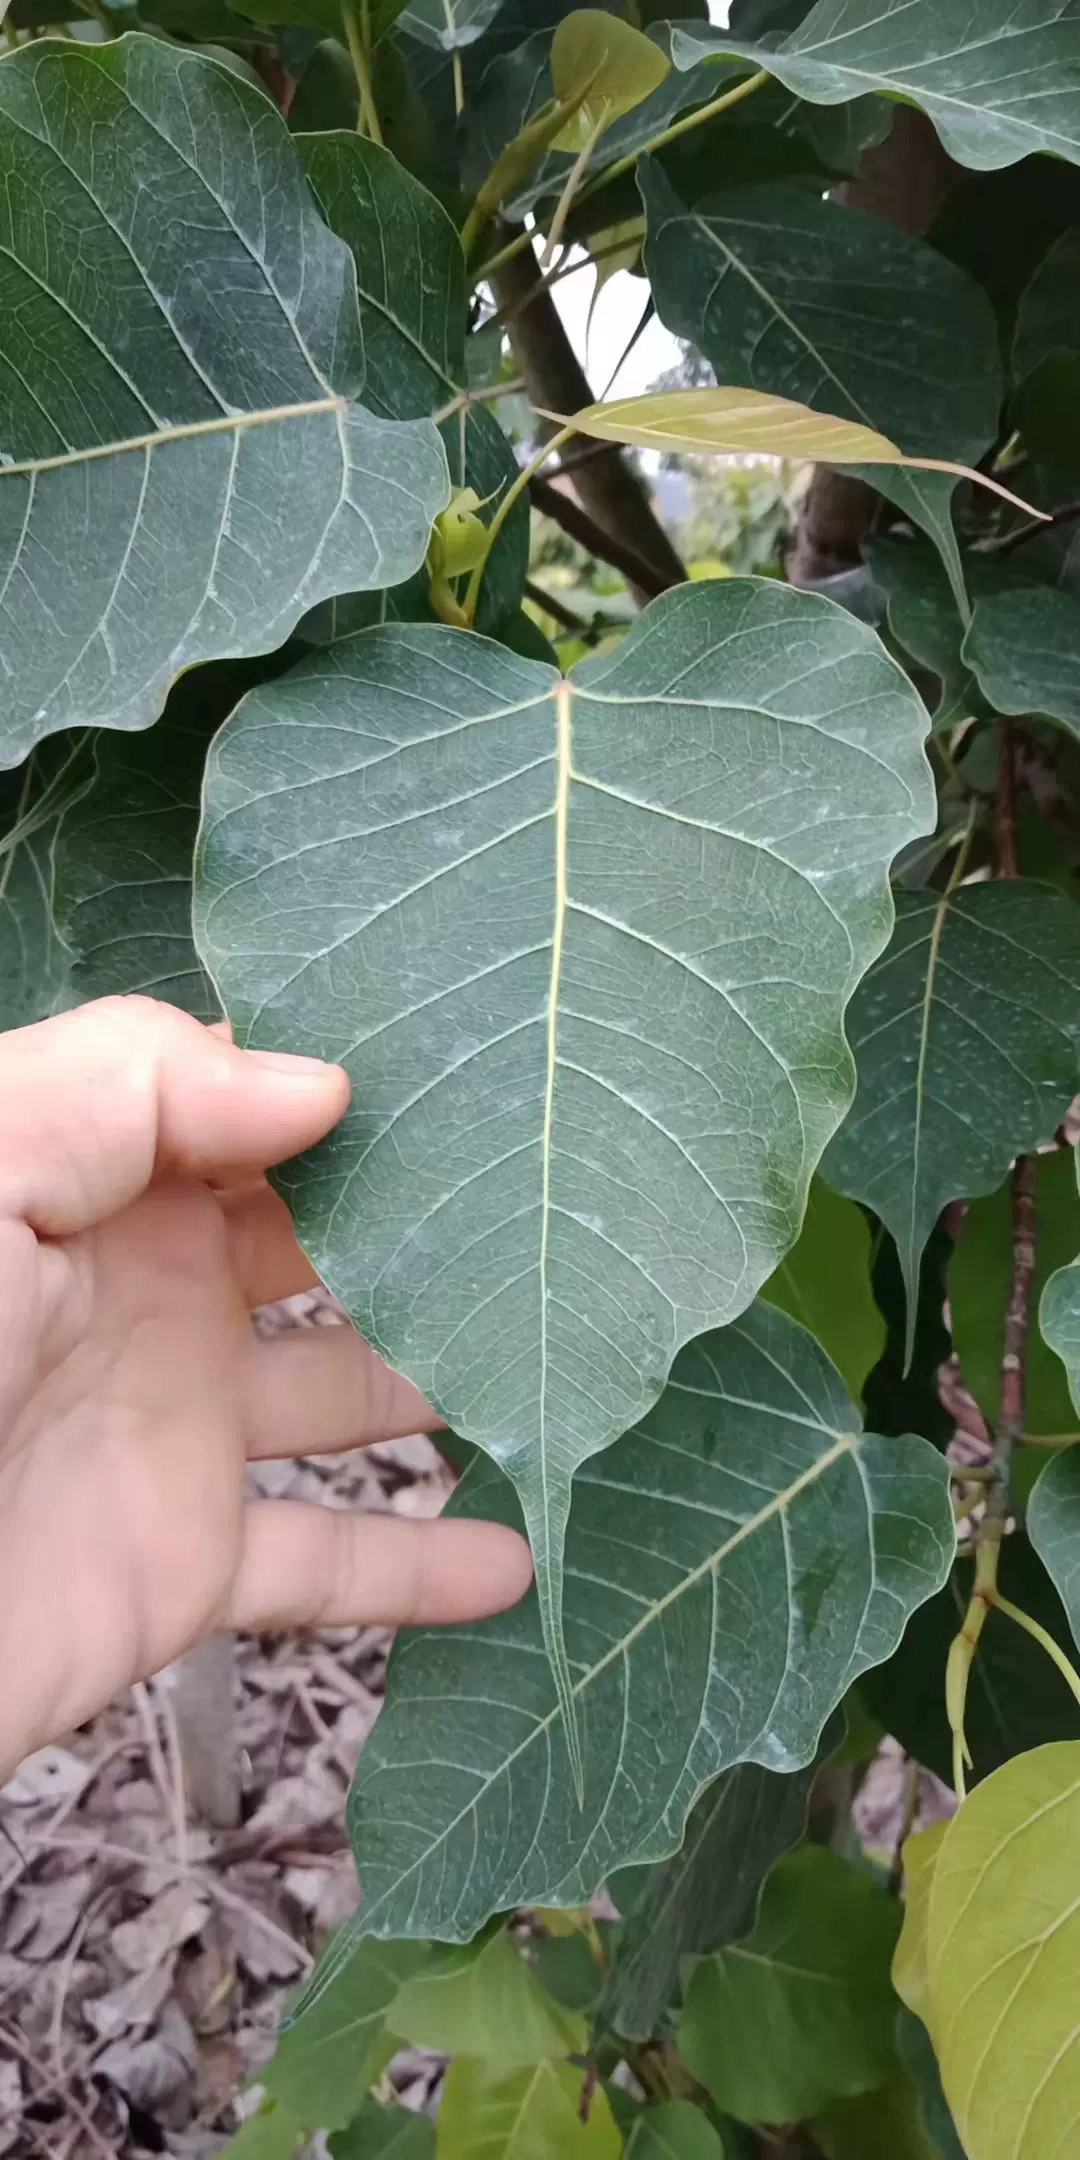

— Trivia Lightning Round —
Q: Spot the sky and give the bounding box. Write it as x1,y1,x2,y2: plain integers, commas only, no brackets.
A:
549,0,733,397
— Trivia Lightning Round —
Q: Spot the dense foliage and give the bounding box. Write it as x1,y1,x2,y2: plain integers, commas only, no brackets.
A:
4,0,1080,2152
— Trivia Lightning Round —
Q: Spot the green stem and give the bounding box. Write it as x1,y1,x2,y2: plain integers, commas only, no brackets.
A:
472,66,770,287
540,108,610,270
577,64,769,206
463,423,575,623
431,377,526,426
993,1592,1080,1710
343,0,383,143
452,47,464,114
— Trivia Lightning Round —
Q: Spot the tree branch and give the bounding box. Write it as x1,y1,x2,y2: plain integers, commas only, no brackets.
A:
491,238,686,605
529,474,677,600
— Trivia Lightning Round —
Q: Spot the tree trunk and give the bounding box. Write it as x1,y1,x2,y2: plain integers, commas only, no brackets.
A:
492,239,686,603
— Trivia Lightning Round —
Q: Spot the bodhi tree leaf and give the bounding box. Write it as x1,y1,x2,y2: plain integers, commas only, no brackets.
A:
194,579,935,1774
672,1,1080,172
760,1176,883,1399
298,131,526,636
863,1534,1080,1786
950,1149,1080,1444
892,1823,949,2039
965,587,1080,740
263,1938,432,2130
1028,1446,1080,1645
602,1751,824,2040
436,2058,621,2160
330,2103,435,2160
559,388,1034,528
638,166,1003,608
1041,1157,1080,1417
386,1923,587,2061
1014,229,1080,386
823,880,1080,1348
285,1304,951,1992
925,1740,1080,2160
0,735,92,1029
0,36,448,766
678,1846,903,2123
49,658,289,1020
625,2103,731,2160
812,2076,939,2160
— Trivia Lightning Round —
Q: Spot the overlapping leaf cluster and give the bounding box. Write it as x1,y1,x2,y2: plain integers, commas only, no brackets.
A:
5,1,1080,2154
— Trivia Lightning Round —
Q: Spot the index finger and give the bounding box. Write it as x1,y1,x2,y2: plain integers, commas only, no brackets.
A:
0,995,348,1236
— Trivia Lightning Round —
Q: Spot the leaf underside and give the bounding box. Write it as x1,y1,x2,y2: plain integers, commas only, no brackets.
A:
193,578,934,1755
0,35,448,765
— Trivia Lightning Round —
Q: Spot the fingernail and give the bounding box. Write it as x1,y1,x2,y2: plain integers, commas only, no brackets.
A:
246,1048,339,1081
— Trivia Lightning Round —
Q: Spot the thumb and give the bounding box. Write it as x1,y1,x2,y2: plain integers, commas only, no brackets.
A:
0,996,348,1235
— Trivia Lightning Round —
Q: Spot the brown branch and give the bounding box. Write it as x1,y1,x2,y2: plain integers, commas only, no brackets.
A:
988,498,1080,557
524,577,587,634
999,1156,1037,1451
995,718,1020,878
529,475,676,600
491,238,686,605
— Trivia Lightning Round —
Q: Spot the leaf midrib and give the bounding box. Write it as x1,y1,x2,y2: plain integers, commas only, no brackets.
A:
0,394,347,482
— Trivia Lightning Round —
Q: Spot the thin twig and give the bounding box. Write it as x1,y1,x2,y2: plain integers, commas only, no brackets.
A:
524,578,588,634
529,473,677,599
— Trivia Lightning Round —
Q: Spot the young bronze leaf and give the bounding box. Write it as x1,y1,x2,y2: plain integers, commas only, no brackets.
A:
0,36,448,764
194,580,934,1768
823,881,1080,1351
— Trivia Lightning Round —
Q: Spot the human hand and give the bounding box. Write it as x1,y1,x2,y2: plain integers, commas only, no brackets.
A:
0,996,531,1778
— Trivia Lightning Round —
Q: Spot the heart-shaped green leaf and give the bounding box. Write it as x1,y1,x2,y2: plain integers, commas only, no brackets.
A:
194,579,934,1761
550,10,670,149
824,881,1080,1349
0,36,448,765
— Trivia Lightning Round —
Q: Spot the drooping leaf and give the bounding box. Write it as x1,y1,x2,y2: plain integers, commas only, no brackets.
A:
965,587,1080,741
895,2011,967,2160
217,2102,305,2160
435,2058,622,2160
863,1536,1080,1784
1028,1446,1080,1649
863,1225,953,1453
286,1305,952,1990
760,1176,883,1399
263,1938,432,2130
638,165,1002,604
678,1846,903,2123
950,1149,1080,1444
602,1752,823,2040
1042,1156,1080,1417
0,735,92,1029
49,658,287,1019
1014,229,1080,386
386,1923,587,2062
672,1,1080,172
550,10,670,149
823,880,1080,1344
811,2075,939,2160
625,2103,731,2160
0,36,448,765
297,131,526,635
194,581,935,1764
330,2102,436,2160
925,1740,1080,2160
560,389,1031,531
